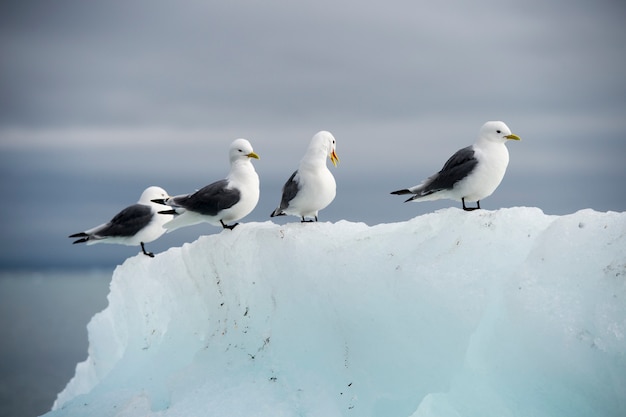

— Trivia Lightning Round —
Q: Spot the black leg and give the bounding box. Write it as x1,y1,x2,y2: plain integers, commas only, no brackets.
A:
462,198,481,211
140,242,155,258
221,220,239,230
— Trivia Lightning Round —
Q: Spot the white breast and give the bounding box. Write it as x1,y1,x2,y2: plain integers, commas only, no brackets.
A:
457,142,509,202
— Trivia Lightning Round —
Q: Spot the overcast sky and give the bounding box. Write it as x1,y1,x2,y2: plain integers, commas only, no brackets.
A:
1,0,625,269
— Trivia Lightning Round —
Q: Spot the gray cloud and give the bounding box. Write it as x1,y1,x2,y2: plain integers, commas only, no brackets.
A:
1,0,625,268
2,0,623,128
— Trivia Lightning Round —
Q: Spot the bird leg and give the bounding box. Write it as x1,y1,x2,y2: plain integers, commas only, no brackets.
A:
140,242,155,258
462,198,481,211
300,216,317,223
220,220,239,230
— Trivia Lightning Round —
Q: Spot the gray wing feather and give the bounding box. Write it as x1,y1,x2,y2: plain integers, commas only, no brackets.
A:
418,146,478,195
172,179,240,216
278,171,300,212
95,204,153,237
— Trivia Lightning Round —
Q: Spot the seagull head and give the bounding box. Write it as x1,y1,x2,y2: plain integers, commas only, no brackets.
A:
310,130,340,167
230,138,260,163
480,121,521,144
140,186,170,204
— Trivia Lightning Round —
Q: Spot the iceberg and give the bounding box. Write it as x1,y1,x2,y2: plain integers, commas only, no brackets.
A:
46,207,626,417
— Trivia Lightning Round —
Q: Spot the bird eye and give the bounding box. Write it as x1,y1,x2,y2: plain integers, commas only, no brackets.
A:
496,130,501,134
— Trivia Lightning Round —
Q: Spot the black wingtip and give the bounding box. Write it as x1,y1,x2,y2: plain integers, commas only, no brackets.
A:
158,209,177,215
270,210,286,218
69,232,89,243
151,198,167,205
390,189,412,195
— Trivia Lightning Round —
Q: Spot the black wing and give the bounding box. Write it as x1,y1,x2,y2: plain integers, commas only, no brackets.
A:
420,146,478,195
173,179,240,216
97,204,153,237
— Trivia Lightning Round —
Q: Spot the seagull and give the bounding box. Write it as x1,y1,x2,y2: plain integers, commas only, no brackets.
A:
68,186,173,257
391,121,520,211
270,130,339,222
153,138,260,231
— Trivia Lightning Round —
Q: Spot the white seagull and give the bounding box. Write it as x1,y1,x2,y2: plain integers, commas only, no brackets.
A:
154,138,260,231
391,121,521,211
271,130,339,222
69,186,173,257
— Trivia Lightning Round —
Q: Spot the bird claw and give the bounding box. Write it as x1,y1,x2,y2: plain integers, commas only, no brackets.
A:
221,220,239,230
140,242,155,258
462,198,481,211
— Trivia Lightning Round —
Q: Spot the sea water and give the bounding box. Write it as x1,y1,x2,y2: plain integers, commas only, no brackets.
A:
0,269,111,417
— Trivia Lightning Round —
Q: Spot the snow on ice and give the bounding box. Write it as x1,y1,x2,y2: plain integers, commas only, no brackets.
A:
46,207,626,417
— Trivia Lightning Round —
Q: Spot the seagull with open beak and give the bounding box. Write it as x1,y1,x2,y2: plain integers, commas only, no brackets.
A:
271,130,339,222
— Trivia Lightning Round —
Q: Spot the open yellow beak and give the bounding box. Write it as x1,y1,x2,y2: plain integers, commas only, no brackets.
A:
505,134,521,141
247,151,260,159
330,150,339,167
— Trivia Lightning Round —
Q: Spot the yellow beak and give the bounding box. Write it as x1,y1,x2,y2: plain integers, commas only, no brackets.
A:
330,150,339,167
247,151,260,159
505,134,521,141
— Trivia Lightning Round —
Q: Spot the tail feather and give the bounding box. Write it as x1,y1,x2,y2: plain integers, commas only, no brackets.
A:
162,213,205,232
